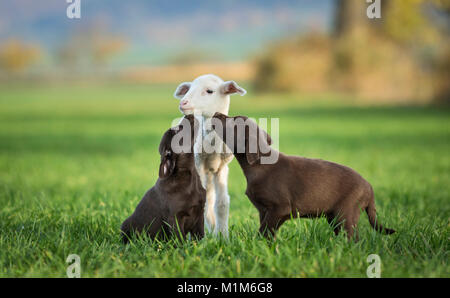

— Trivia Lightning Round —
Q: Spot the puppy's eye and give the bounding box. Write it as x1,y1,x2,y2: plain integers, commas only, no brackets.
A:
206,89,214,94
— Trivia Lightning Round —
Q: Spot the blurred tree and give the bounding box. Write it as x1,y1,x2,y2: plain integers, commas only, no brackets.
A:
253,33,332,93
433,42,450,104
57,42,81,70
168,48,219,65
0,39,41,74
92,37,127,66
382,0,441,45
333,0,448,101
380,0,449,103
57,24,127,72
254,0,449,103
334,0,368,37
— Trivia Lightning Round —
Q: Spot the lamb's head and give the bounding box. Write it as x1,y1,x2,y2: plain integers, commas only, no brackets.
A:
174,74,246,117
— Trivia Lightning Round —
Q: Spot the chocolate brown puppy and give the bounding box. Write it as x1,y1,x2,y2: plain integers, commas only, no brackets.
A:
121,115,205,243
212,112,395,240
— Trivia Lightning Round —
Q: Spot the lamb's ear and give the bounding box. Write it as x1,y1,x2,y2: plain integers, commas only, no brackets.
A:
220,81,247,96
158,130,171,155
159,150,176,179
174,82,191,99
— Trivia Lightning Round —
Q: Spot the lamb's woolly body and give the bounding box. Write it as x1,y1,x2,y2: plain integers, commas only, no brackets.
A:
174,74,246,237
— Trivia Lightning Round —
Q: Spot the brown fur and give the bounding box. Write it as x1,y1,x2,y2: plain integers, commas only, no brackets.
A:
121,115,205,243
213,112,395,240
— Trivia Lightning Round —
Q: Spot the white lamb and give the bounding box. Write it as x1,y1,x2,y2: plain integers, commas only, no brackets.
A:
173,74,247,237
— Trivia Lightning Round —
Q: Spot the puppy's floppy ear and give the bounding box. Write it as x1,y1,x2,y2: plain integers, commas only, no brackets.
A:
158,129,171,155
220,81,247,96
261,128,272,146
245,119,272,165
174,82,191,99
245,129,259,165
158,129,176,179
213,112,225,118
159,150,176,179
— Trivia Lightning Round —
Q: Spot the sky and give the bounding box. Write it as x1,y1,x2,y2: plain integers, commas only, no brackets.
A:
0,0,335,66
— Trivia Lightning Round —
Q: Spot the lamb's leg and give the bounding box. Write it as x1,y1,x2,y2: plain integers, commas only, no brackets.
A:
213,165,230,238
204,171,216,233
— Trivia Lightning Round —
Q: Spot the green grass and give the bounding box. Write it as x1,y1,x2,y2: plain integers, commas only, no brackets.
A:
0,82,448,277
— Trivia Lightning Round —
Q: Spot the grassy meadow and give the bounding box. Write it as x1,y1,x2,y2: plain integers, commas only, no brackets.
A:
0,82,448,277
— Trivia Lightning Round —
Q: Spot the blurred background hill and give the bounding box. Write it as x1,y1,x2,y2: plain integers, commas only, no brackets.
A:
0,0,448,103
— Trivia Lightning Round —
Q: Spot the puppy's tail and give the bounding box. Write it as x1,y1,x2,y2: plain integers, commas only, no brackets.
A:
366,200,395,235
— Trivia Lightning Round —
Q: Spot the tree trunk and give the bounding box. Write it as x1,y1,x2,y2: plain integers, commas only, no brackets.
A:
334,0,369,37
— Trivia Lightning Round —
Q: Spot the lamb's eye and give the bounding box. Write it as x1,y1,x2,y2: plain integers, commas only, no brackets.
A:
206,89,214,94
